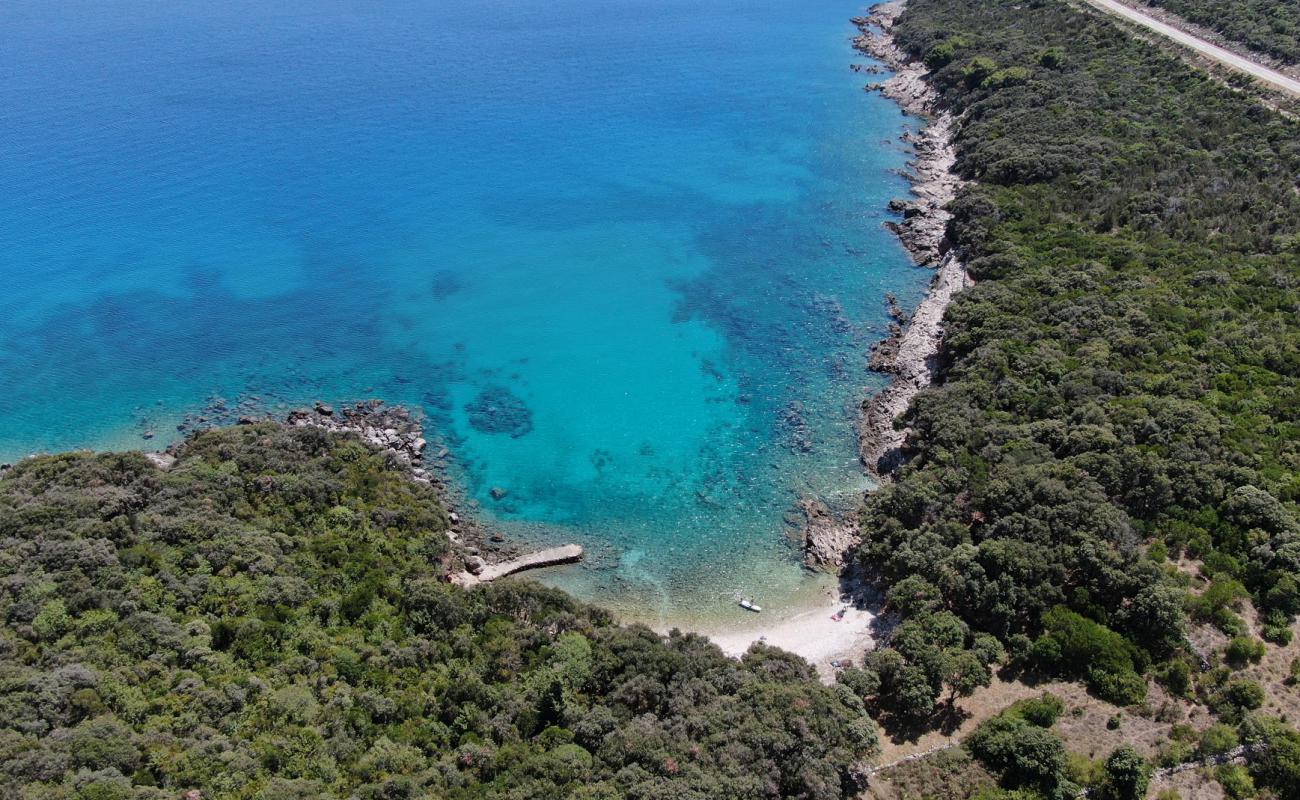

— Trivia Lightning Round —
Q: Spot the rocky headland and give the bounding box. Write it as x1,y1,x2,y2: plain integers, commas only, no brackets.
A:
283,402,586,582
142,399,590,580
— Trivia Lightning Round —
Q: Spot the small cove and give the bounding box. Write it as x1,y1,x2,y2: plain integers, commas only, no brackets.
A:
0,0,928,620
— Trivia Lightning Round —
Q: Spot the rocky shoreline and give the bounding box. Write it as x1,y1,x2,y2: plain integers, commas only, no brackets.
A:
852,0,971,477
799,496,863,570
798,1,971,568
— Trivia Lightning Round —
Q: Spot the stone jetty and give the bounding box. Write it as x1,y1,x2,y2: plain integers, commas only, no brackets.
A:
452,544,585,586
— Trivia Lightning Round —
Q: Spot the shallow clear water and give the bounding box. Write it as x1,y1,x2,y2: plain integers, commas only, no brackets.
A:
0,0,923,620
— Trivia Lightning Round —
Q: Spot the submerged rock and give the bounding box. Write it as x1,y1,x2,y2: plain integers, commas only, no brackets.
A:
465,386,533,438
779,401,814,453
430,270,465,300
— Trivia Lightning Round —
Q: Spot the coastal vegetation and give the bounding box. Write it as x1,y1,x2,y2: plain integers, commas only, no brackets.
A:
5,0,1300,797
860,0,1299,688
0,425,878,799
1144,0,1300,64
851,0,1300,791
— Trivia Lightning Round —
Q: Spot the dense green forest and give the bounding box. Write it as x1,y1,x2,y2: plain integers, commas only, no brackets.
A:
0,425,878,799
852,0,1300,783
1144,0,1300,64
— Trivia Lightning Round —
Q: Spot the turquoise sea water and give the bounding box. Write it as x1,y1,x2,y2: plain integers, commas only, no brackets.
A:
0,0,923,619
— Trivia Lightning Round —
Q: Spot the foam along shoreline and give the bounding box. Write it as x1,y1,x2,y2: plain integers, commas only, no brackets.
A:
853,0,973,476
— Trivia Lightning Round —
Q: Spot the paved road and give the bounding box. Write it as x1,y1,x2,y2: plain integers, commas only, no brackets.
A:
1084,0,1300,98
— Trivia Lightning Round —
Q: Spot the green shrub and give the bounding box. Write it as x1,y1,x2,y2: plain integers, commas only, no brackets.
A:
1156,659,1192,697
1210,679,1266,723
924,36,969,69
1224,636,1266,667
1089,669,1148,707
1036,46,1065,69
961,57,998,87
1262,624,1293,645
1221,679,1266,710
1260,610,1294,645
1198,723,1239,757
982,67,1032,89
1007,693,1065,727
1188,580,1250,636
1241,717,1300,799
1216,763,1256,799
1095,746,1152,800
1035,608,1147,705
1155,738,1194,768
965,713,1071,795
32,599,72,641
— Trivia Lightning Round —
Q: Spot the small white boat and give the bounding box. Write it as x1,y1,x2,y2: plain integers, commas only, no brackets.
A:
739,598,762,613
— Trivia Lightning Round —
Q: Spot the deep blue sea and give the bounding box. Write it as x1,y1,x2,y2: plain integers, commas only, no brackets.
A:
0,0,923,619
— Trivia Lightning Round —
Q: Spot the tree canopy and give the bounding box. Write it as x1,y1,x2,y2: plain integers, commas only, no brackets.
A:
857,0,1300,707
1145,0,1300,64
0,425,878,799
